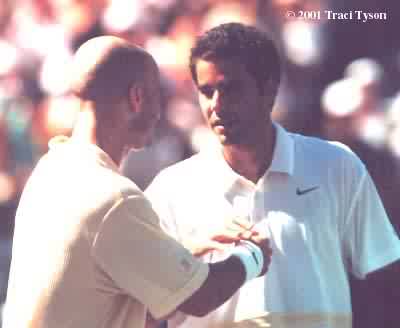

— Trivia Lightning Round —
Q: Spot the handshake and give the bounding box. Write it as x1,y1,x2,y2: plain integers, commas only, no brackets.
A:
184,217,272,280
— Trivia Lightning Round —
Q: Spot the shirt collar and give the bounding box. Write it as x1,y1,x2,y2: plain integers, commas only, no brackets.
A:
48,136,120,173
206,123,295,192
269,123,295,176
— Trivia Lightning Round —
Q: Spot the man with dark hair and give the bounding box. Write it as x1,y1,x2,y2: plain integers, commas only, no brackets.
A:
3,36,272,328
189,23,281,94
145,23,400,328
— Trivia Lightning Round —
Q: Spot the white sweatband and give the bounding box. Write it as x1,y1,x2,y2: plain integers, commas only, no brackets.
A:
231,240,264,282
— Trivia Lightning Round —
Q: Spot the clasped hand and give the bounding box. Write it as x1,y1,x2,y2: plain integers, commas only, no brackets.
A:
184,217,261,257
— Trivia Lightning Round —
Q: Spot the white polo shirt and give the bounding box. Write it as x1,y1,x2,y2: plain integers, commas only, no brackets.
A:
4,136,209,328
146,124,400,328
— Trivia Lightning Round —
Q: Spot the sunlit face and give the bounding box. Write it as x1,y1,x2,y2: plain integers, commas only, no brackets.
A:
195,58,270,146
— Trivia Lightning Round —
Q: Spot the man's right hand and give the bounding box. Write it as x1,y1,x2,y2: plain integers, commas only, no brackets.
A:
184,217,260,257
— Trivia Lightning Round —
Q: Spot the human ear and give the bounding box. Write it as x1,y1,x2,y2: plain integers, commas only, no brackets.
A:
128,84,144,116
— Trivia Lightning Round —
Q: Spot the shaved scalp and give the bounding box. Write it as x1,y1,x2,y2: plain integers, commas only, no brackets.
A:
69,36,152,103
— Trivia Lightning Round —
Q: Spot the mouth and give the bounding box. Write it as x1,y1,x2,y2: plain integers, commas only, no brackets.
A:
211,119,237,131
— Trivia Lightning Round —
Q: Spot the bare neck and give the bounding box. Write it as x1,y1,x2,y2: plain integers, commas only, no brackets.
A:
71,106,97,143
222,124,276,184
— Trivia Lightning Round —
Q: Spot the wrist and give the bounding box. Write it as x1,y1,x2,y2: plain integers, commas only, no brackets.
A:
230,240,264,283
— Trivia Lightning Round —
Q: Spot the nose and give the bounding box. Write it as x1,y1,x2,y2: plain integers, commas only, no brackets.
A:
210,89,221,113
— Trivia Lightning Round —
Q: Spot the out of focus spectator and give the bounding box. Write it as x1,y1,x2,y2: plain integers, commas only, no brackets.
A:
321,58,400,328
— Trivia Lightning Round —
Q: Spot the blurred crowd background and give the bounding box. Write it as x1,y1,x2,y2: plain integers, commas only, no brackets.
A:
0,0,399,327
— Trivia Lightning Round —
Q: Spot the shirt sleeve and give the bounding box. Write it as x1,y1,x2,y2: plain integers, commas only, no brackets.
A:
342,157,400,279
145,173,180,240
91,193,209,319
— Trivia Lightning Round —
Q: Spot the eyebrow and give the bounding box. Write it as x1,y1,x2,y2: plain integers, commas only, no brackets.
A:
199,78,235,91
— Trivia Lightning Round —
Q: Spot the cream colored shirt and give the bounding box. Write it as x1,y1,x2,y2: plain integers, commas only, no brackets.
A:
4,136,209,328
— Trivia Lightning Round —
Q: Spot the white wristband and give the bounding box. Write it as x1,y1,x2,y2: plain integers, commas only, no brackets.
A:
231,240,264,283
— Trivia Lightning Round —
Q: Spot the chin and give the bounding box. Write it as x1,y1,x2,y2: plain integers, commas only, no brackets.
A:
219,137,230,146
215,132,228,143
217,134,241,146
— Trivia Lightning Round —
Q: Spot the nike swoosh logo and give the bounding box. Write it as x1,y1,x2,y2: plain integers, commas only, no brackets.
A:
242,243,259,265
250,251,259,266
296,186,320,196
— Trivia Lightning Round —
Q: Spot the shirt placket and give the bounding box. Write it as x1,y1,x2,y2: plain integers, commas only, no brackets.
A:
231,178,260,224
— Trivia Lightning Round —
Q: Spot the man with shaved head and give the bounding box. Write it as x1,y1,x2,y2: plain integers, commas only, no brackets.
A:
3,36,272,328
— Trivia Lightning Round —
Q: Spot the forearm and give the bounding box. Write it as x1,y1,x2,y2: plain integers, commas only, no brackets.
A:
145,312,165,328
177,230,270,317
177,255,246,317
